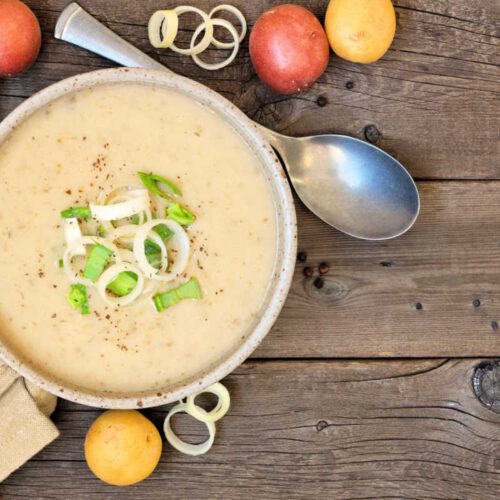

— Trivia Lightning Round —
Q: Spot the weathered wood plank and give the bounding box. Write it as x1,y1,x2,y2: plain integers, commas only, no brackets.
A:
260,181,500,358
0,0,498,179
1,359,499,499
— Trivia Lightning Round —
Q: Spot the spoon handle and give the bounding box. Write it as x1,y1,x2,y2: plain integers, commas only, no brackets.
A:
55,3,169,73
54,3,290,162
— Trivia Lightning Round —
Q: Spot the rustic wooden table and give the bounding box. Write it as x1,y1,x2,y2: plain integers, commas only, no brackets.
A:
1,1,499,498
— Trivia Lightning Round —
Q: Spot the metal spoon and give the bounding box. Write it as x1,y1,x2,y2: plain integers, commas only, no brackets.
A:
55,3,420,240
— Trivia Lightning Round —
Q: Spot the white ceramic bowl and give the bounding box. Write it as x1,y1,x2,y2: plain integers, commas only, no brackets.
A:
0,68,297,408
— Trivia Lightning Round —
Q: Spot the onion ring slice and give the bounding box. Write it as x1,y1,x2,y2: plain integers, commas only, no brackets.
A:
209,4,247,48
170,6,213,55
163,403,216,456
185,383,230,423
191,19,240,71
148,10,179,48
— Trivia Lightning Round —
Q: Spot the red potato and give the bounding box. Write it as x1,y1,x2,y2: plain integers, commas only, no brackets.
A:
249,4,329,95
0,0,41,77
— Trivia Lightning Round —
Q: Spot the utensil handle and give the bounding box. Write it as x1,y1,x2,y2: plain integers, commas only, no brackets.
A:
54,2,169,73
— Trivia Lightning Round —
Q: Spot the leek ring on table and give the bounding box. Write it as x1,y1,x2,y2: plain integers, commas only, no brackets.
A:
170,6,214,55
163,403,216,456
148,10,179,49
191,19,240,71
185,382,230,422
208,4,247,49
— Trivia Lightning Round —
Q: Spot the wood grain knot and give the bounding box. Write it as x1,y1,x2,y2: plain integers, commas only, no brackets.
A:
316,96,328,107
472,360,500,413
316,420,329,432
304,277,348,303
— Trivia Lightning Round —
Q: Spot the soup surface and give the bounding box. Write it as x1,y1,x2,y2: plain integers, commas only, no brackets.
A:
0,83,277,393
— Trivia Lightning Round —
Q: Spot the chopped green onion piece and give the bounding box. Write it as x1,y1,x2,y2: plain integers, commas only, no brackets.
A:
107,271,138,297
58,258,64,268
145,238,163,270
167,203,196,226
97,225,107,237
154,223,174,242
153,278,202,313
138,171,182,200
67,284,89,315
82,243,113,282
61,206,92,219
131,214,140,225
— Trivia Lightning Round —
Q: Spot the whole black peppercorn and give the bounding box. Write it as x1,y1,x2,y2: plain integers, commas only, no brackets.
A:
314,277,324,289
319,262,329,275
297,251,307,263
303,266,313,278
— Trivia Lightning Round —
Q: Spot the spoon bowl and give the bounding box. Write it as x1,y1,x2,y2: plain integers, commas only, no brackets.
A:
261,129,420,240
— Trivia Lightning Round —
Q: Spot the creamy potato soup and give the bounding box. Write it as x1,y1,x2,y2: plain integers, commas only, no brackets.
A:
0,83,277,393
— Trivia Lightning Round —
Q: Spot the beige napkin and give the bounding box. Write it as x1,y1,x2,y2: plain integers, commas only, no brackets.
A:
0,361,59,482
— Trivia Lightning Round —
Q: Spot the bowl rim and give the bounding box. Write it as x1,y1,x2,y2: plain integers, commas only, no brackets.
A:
0,67,297,408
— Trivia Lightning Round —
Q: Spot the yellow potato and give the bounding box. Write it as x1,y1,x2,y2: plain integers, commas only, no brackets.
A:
325,0,396,64
85,410,162,486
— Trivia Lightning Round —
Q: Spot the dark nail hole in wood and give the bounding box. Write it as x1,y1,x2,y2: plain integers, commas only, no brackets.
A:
364,124,381,144
491,321,499,331
380,261,393,267
415,302,423,310
346,81,354,90
303,266,313,278
472,360,500,413
314,277,324,289
316,96,328,107
297,251,307,263
472,299,481,308
316,420,328,431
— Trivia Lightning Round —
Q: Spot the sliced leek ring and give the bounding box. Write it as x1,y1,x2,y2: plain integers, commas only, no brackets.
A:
191,19,240,71
185,382,230,423
148,10,179,49
133,219,190,282
170,6,213,55
63,218,85,255
96,262,145,306
164,403,216,456
209,4,247,49
90,189,149,221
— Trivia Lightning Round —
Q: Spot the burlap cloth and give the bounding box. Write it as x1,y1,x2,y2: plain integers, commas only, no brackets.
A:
0,361,59,482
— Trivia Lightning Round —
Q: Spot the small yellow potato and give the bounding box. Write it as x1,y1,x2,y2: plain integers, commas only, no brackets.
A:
85,410,162,486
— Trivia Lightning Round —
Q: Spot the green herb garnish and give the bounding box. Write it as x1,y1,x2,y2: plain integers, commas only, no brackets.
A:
138,172,181,200
167,203,196,226
58,258,64,268
82,243,113,282
153,278,202,313
60,206,92,219
107,271,138,297
67,284,89,315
